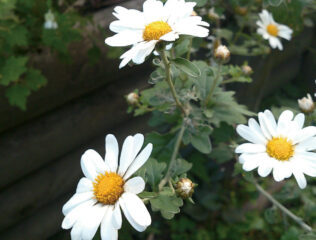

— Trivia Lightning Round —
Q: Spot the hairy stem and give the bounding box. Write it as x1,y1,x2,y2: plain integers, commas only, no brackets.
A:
254,181,313,232
186,37,193,60
158,121,186,190
159,49,187,115
204,63,222,106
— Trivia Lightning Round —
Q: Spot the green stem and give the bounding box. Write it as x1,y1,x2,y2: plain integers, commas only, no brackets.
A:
158,121,186,190
204,63,222,106
221,77,239,84
186,38,193,60
159,49,187,115
254,182,313,232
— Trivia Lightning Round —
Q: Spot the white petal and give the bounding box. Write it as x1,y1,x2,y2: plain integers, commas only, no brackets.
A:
293,113,305,130
295,152,316,167
272,163,285,182
62,199,95,230
296,137,316,152
143,0,164,23
132,40,156,64
236,124,266,144
258,162,273,177
293,169,307,189
124,176,145,194
277,110,294,136
123,143,153,179
62,192,94,215
235,143,266,154
105,134,119,172
278,25,293,40
76,178,93,193
258,112,272,139
263,110,278,136
160,31,179,41
101,207,118,240
292,157,316,177
131,134,145,160
105,31,143,47
293,126,316,144
119,45,139,68
119,193,151,231
241,154,262,171
81,149,107,181
112,203,122,229
118,135,134,175
248,118,268,144
79,204,106,240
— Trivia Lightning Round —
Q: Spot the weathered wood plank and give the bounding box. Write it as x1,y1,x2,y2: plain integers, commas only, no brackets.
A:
0,69,151,190
0,114,150,238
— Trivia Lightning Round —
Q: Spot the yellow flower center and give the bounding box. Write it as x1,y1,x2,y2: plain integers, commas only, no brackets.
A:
93,172,125,205
266,24,278,37
143,21,172,41
266,137,294,161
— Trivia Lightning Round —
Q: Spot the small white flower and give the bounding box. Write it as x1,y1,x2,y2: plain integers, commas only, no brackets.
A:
236,109,316,189
62,134,153,240
105,0,209,68
298,94,315,113
44,10,58,29
256,10,293,50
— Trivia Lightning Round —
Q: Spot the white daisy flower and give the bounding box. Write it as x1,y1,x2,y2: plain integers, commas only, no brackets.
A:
62,134,153,240
105,0,209,68
256,10,293,50
44,10,58,29
236,109,316,189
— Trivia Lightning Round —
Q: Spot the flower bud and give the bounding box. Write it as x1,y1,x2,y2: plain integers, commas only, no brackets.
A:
298,94,315,113
235,6,248,16
176,178,195,199
214,45,230,61
126,92,139,105
191,11,197,16
242,65,253,75
208,8,220,21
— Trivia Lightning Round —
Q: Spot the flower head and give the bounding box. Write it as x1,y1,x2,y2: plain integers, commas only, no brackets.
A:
256,10,293,50
298,94,314,113
236,110,316,189
62,134,153,240
105,0,209,68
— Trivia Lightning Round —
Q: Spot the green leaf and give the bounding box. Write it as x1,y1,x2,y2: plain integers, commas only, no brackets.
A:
299,233,316,240
170,57,201,78
5,84,30,110
138,191,158,199
191,133,212,154
24,69,47,91
0,56,28,86
150,188,183,219
172,158,192,177
136,158,166,190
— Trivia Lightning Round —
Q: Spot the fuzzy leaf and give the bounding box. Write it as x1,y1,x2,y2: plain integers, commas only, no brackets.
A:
170,57,201,78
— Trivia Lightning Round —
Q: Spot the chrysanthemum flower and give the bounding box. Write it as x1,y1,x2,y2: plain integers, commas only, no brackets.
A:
236,110,316,189
62,134,153,240
256,10,293,50
105,0,209,68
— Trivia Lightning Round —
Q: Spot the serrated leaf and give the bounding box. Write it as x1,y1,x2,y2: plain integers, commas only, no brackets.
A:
0,56,28,86
5,84,30,110
170,57,201,78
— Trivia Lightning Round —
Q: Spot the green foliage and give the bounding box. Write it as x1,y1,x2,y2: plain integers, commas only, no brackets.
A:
0,0,88,110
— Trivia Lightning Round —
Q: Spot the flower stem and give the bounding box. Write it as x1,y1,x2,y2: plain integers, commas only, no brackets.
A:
186,37,193,60
159,49,187,115
254,181,313,232
204,63,222,106
158,120,186,191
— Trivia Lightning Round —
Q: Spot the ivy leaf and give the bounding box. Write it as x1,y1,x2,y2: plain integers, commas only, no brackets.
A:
5,84,30,110
170,57,201,78
0,56,28,86
150,187,183,219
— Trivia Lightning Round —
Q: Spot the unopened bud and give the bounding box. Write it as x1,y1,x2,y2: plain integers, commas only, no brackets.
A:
235,6,248,16
208,8,220,21
191,11,197,16
242,65,253,75
126,92,139,105
176,178,195,199
214,45,230,61
298,94,315,113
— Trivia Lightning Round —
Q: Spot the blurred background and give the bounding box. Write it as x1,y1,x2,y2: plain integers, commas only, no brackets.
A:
0,0,315,239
